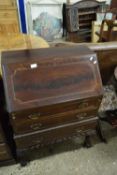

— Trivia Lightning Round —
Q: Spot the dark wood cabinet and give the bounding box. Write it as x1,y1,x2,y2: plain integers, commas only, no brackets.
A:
65,0,99,42
0,115,12,163
1,46,103,163
0,79,13,165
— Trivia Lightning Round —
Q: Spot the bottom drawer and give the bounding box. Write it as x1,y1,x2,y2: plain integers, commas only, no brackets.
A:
0,143,11,161
14,117,98,150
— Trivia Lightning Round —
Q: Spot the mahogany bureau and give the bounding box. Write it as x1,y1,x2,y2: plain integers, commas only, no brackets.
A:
1,46,103,164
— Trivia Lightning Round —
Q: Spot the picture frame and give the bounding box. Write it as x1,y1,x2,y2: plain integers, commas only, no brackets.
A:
26,0,63,41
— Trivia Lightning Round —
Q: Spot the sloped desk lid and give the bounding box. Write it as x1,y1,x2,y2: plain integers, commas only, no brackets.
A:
1,46,103,112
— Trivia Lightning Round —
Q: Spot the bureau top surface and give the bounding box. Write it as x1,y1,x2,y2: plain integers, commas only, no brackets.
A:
1,46,103,113
2,45,93,63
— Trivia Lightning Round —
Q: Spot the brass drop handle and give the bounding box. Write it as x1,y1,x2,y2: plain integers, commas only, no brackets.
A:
78,102,89,109
28,113,41,120
30,123,42,130
35,139,42,144
12,116,16,120
76,113,87,120
12,113,16,120
76,129,86,136
76,130,82,133
34,137,43,145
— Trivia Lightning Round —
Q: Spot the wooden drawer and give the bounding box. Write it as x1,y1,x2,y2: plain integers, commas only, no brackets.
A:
11,97,101,120
0,9,18,20
11,109,98,134
0,143,11,161
14,117,98,149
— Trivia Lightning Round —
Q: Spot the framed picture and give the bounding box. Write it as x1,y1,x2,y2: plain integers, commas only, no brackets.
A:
26,0,63,41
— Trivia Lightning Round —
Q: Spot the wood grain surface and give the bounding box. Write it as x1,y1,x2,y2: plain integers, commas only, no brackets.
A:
1,46,103,113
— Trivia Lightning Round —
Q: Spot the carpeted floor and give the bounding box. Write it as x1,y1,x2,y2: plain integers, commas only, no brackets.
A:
0,127,117,175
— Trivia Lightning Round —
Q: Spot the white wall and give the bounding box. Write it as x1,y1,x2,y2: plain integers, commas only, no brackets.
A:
25,0,80,4
25,0,111,5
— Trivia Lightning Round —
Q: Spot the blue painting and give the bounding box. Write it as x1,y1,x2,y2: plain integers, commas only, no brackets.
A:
33,12,62,41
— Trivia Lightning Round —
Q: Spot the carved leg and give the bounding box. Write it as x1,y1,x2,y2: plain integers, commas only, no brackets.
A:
96,120,107,143
48,145,54,154
20,160,28,167
83,135,92,148
17,150,29,167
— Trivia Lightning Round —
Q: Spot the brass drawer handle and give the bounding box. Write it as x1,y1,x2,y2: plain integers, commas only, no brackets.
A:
76,129,86,136
30,123,42,130
76,113,87,120
78,102,89,109
12,113,16,120
76,129,83,134
28,113,41,120
12,116,16,120
34,137,43,144
35,140,42,144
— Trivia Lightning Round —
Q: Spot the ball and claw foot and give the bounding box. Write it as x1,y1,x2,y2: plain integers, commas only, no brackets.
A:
83,135,92,148
20,160,28,167
48,145,54,154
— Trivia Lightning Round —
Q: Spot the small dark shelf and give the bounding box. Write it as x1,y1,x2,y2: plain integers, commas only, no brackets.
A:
65,0,100,42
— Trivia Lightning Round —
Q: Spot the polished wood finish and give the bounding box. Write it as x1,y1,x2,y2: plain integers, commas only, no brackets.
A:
11,108,99,135
14,117,98,150
1,46,103,164
86,43,117,84
1,46,103,112
51,41,117,85
0,33,49,165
